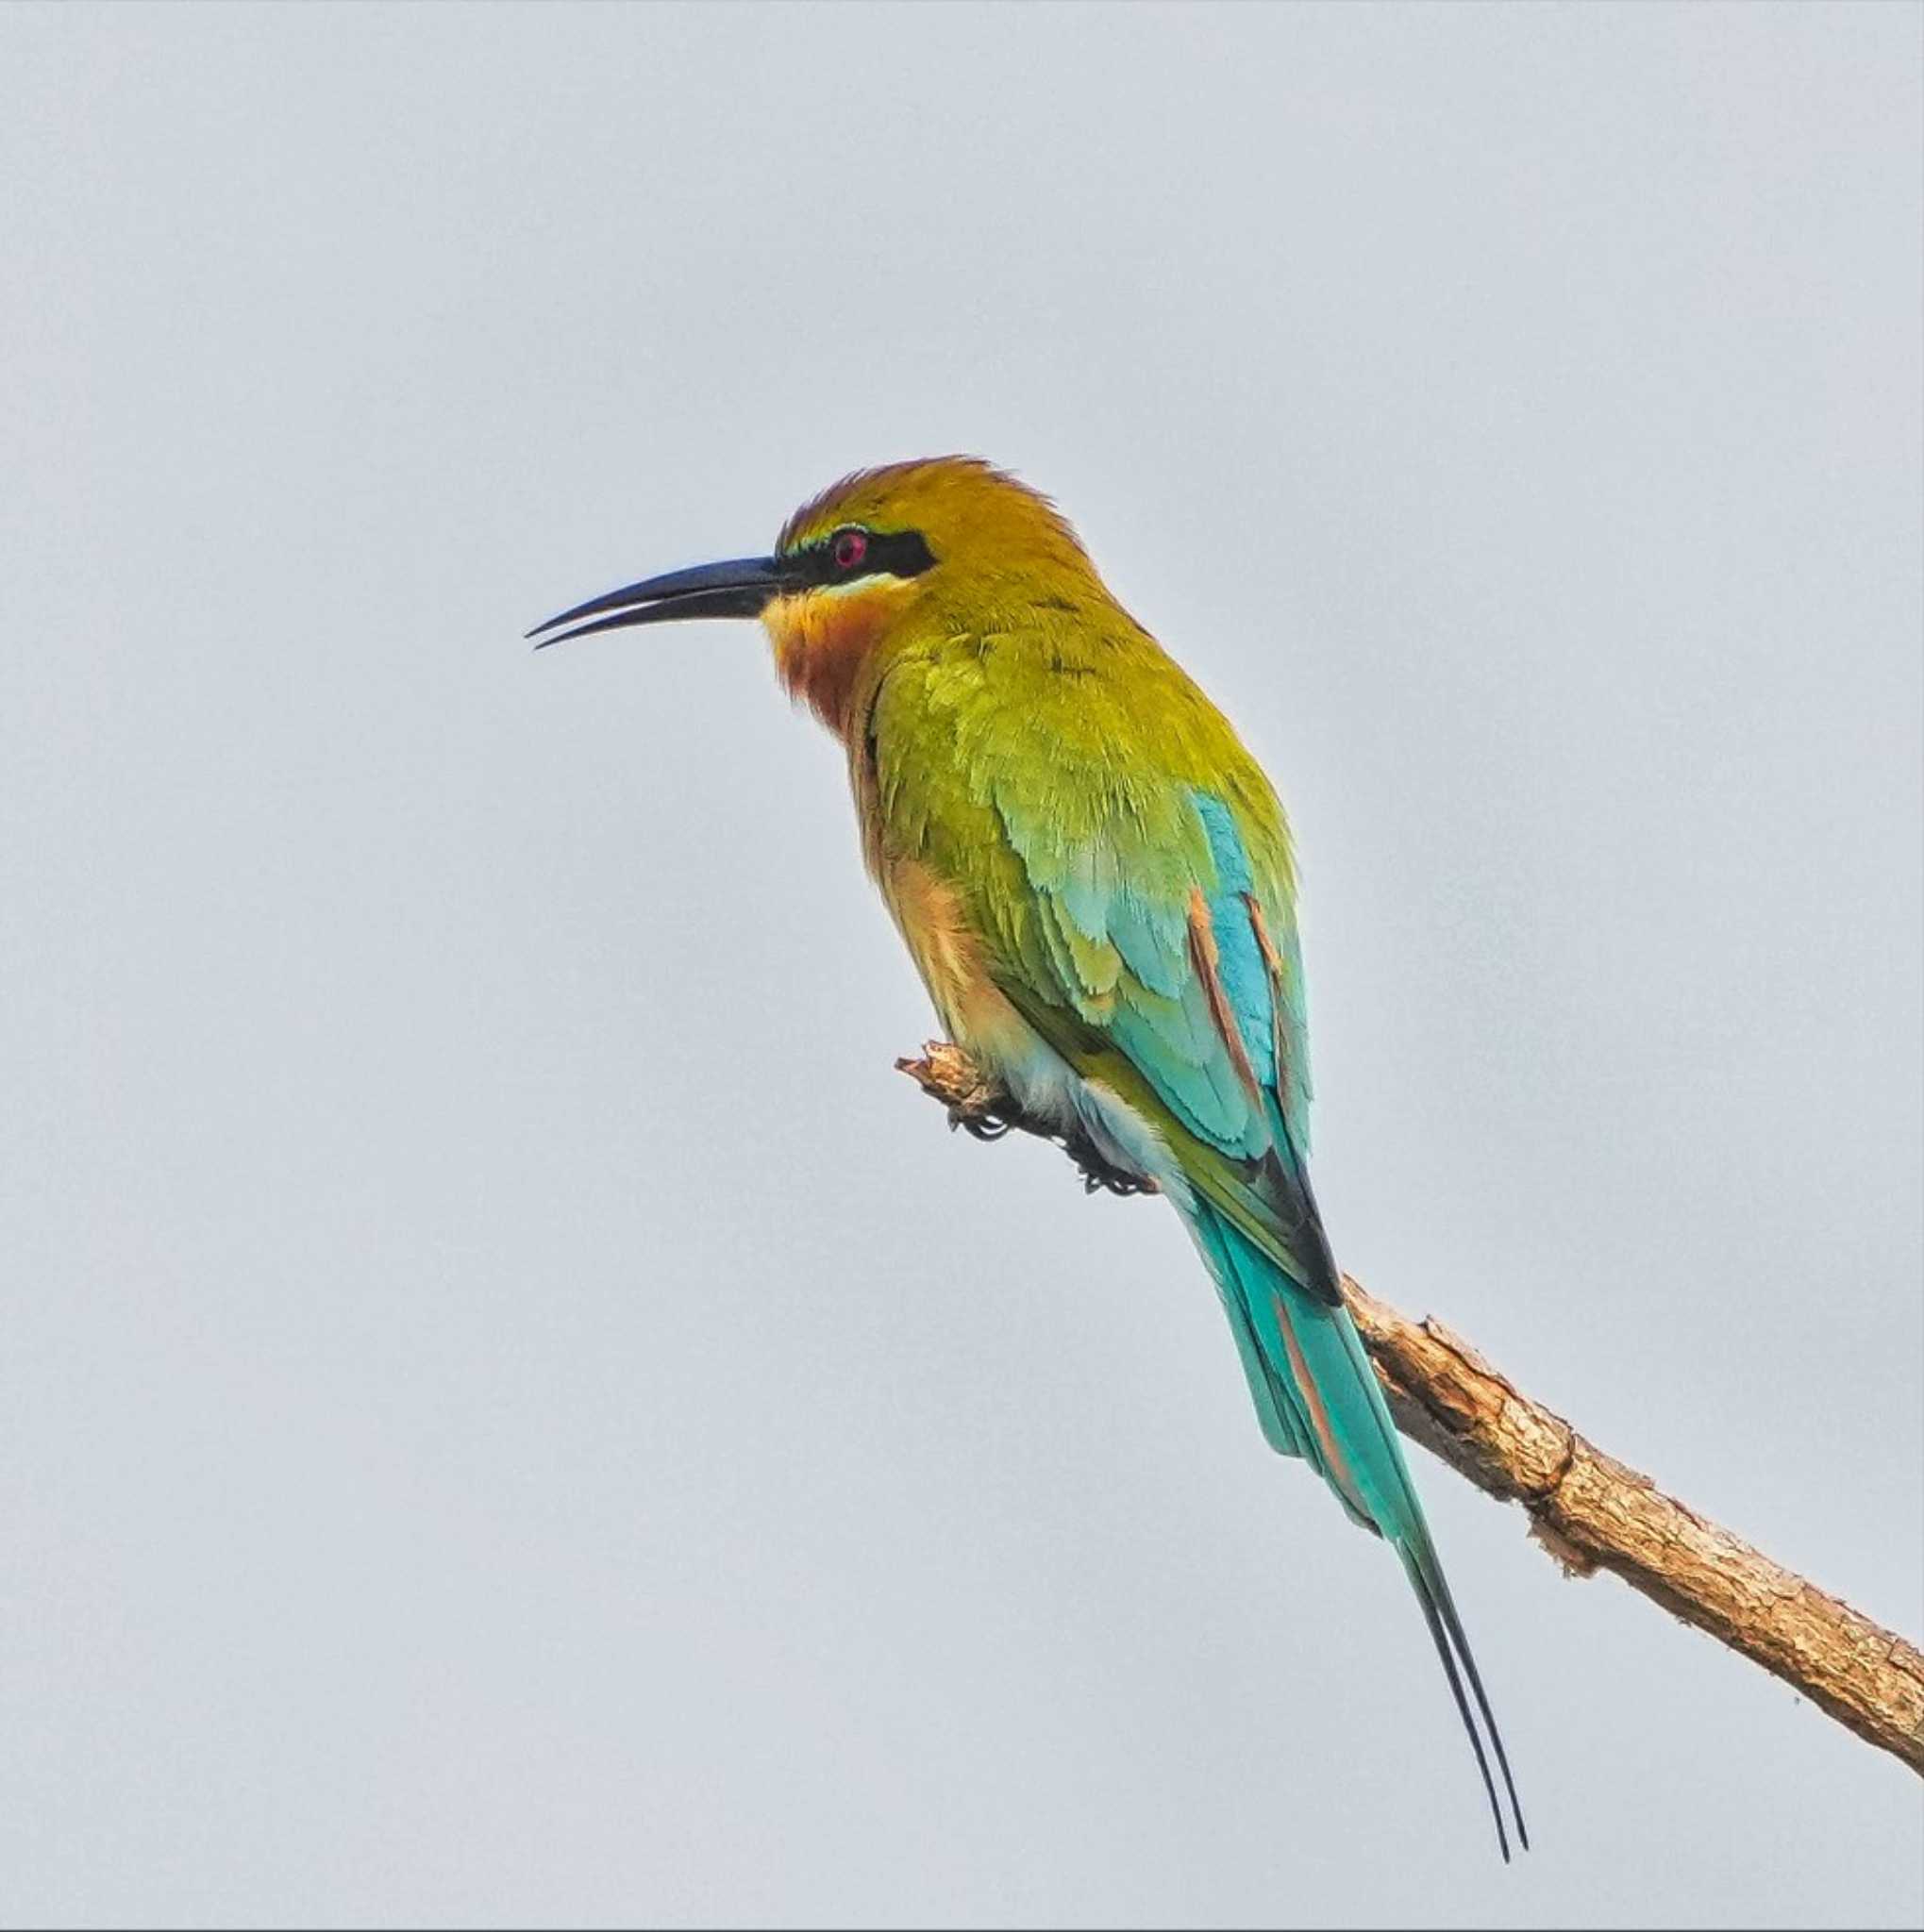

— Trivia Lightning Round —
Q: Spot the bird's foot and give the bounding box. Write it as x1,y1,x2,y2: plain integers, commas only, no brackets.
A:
895,1041,1157,1198
1052,1122,1161,1198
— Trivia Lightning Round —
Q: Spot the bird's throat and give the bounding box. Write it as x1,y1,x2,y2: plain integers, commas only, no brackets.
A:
761,587,903,738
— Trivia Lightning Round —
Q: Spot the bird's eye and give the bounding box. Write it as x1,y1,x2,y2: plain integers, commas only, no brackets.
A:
831,528,869,574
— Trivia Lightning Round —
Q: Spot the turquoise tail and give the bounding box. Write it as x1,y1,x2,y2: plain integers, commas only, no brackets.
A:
1188,1202,1529,1861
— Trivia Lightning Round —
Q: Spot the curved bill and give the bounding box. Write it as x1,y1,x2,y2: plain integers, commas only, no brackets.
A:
527,555,788,649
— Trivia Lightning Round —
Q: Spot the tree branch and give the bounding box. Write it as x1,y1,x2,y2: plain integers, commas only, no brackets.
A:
896,1041,1924,1776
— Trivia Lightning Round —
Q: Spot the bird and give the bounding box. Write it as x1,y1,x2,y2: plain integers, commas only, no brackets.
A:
530,456,1528,1859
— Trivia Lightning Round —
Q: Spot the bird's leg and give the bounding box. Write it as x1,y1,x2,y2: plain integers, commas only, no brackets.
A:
895,1043,1158,1197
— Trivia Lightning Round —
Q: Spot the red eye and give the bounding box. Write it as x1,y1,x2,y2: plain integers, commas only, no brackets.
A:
832,528,868,573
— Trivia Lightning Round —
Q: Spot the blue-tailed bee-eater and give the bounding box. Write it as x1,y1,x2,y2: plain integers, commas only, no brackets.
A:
531,457,1528,1858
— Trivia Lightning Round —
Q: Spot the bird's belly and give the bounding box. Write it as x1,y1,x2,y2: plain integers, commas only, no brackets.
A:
880,855,1061,1102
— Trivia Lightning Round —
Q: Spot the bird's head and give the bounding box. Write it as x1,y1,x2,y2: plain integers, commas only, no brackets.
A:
529,457,1103,731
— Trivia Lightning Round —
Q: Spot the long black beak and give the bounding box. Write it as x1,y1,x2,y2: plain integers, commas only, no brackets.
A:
527,555,787,649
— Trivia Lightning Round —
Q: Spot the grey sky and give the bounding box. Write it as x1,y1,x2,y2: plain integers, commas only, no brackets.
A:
3,4,1919,1926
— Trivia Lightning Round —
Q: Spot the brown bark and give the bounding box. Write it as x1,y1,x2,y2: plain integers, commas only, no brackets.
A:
896,1041,1924,1776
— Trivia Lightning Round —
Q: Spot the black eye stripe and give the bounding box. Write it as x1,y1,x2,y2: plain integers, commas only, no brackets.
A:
789,526,937,588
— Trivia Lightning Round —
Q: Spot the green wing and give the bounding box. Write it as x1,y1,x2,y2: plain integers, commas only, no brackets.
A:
870,621,1337,1303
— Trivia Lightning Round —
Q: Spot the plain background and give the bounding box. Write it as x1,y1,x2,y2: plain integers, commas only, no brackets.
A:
3,5,1920,1927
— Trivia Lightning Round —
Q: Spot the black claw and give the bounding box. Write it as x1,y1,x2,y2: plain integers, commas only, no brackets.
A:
939,1093,1157,1197
1055,1124,1159,1198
